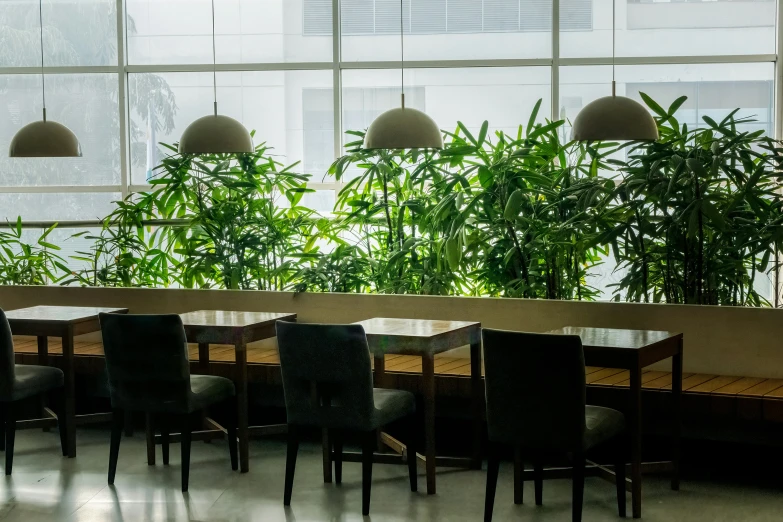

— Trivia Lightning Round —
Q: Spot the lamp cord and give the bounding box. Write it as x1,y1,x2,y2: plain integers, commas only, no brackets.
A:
400,0,405,108
38,0,46,121
211,0,217,116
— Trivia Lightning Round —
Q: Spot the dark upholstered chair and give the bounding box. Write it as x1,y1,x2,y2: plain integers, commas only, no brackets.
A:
99,313,238,491
0,309,66,475
276,321,418,516
482,329,627,522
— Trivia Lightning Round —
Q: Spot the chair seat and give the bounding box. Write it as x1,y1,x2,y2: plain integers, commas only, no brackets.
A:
369,388,416,431
5,364,64,402
188,375,236,413
583,405,625,450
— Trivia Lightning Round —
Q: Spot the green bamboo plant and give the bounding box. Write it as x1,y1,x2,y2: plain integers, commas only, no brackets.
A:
612,95,783,305
2,95,778,307
0,220,68,286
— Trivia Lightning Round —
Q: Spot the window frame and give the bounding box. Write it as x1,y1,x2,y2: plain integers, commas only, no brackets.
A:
0,0,776,210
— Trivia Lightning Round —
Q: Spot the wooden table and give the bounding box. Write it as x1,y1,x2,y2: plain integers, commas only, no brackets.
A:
179,310,297,473
356,317,482,495
5,305,129,458
547,326,683,519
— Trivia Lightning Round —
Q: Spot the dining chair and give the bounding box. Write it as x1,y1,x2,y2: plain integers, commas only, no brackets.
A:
276,321,418,516
482,329,627,522
99,313,238,491
0,309,66,475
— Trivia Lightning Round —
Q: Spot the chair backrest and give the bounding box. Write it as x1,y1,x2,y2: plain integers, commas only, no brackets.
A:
99,313,191,413
275,321,375,430
482,329,586,451
0,310,15,400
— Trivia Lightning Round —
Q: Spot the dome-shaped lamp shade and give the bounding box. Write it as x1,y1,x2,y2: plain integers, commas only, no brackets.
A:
364,107,444,150
178,114,254,154
572,95,659,142
9,120,82,157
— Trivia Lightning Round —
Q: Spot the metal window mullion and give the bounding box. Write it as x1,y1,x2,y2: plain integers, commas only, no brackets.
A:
117,0,130,199
0,186,122,194
775,0,783,307
559,54,777,66
333,0,344,193
0,66,118,75
124,62,334,73
552,0,560,121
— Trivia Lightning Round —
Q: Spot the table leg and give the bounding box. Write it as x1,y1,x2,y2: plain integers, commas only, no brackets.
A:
37,337,50,433
37,336,48,366
62,332,77,458
470,339,482,470
198,343,210,434
198,343,210,374
374,354,386,387
374,354,386,452
235,344,250,473
422,354,437,495
671,338,683,491
630,366,642,519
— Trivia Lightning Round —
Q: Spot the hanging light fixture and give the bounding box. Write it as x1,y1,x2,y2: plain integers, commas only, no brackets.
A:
179,0,253,154
571,1,658,142
364,0,443,150
9,0,81,158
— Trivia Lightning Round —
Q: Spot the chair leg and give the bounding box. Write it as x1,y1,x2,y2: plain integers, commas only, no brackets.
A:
181,415,192,492
616,439,627,518
284,425,300,506
108,408,124,485
533,456,543,506
484,443,501,522
322,428,332,483
225,400,238,472
406,417,418,493
145,413,155,466
160,417,170,466
361,430,375,516
333,430,343,485
513,446,524,505
572,452,586,522
4,403,15,476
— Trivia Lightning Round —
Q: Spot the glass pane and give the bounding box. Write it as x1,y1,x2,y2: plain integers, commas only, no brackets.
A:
129,70,334,185
0,74,120,186
0,0,117,67
560,63,775,137
127,0,332,65
0,193,120,221
560,0,776,58
340,0,551,61
341,67,551,146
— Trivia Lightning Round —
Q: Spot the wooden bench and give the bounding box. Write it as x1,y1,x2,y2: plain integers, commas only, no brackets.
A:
12,337,783,424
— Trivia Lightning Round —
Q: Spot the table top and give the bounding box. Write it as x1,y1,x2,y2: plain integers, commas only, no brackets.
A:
5,305,129,324
180,310,297,329
549,326,682,350
356,317,480,339
355,317,480,356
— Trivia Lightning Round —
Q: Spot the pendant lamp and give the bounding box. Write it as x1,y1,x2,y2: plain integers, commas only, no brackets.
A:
9,0,81,158
364,0,443,150
179,0,252,154
571,1,658,142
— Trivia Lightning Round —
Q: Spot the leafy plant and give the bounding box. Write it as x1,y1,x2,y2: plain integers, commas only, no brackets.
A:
612,94,783,305
0,220,68,285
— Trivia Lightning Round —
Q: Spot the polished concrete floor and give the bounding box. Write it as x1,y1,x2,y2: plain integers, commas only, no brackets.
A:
0,428,780,521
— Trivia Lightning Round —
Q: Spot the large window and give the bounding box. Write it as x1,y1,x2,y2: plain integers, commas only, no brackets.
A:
0,0,778,219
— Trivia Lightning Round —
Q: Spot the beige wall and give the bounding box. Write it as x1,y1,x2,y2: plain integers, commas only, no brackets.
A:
0,285,781,379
